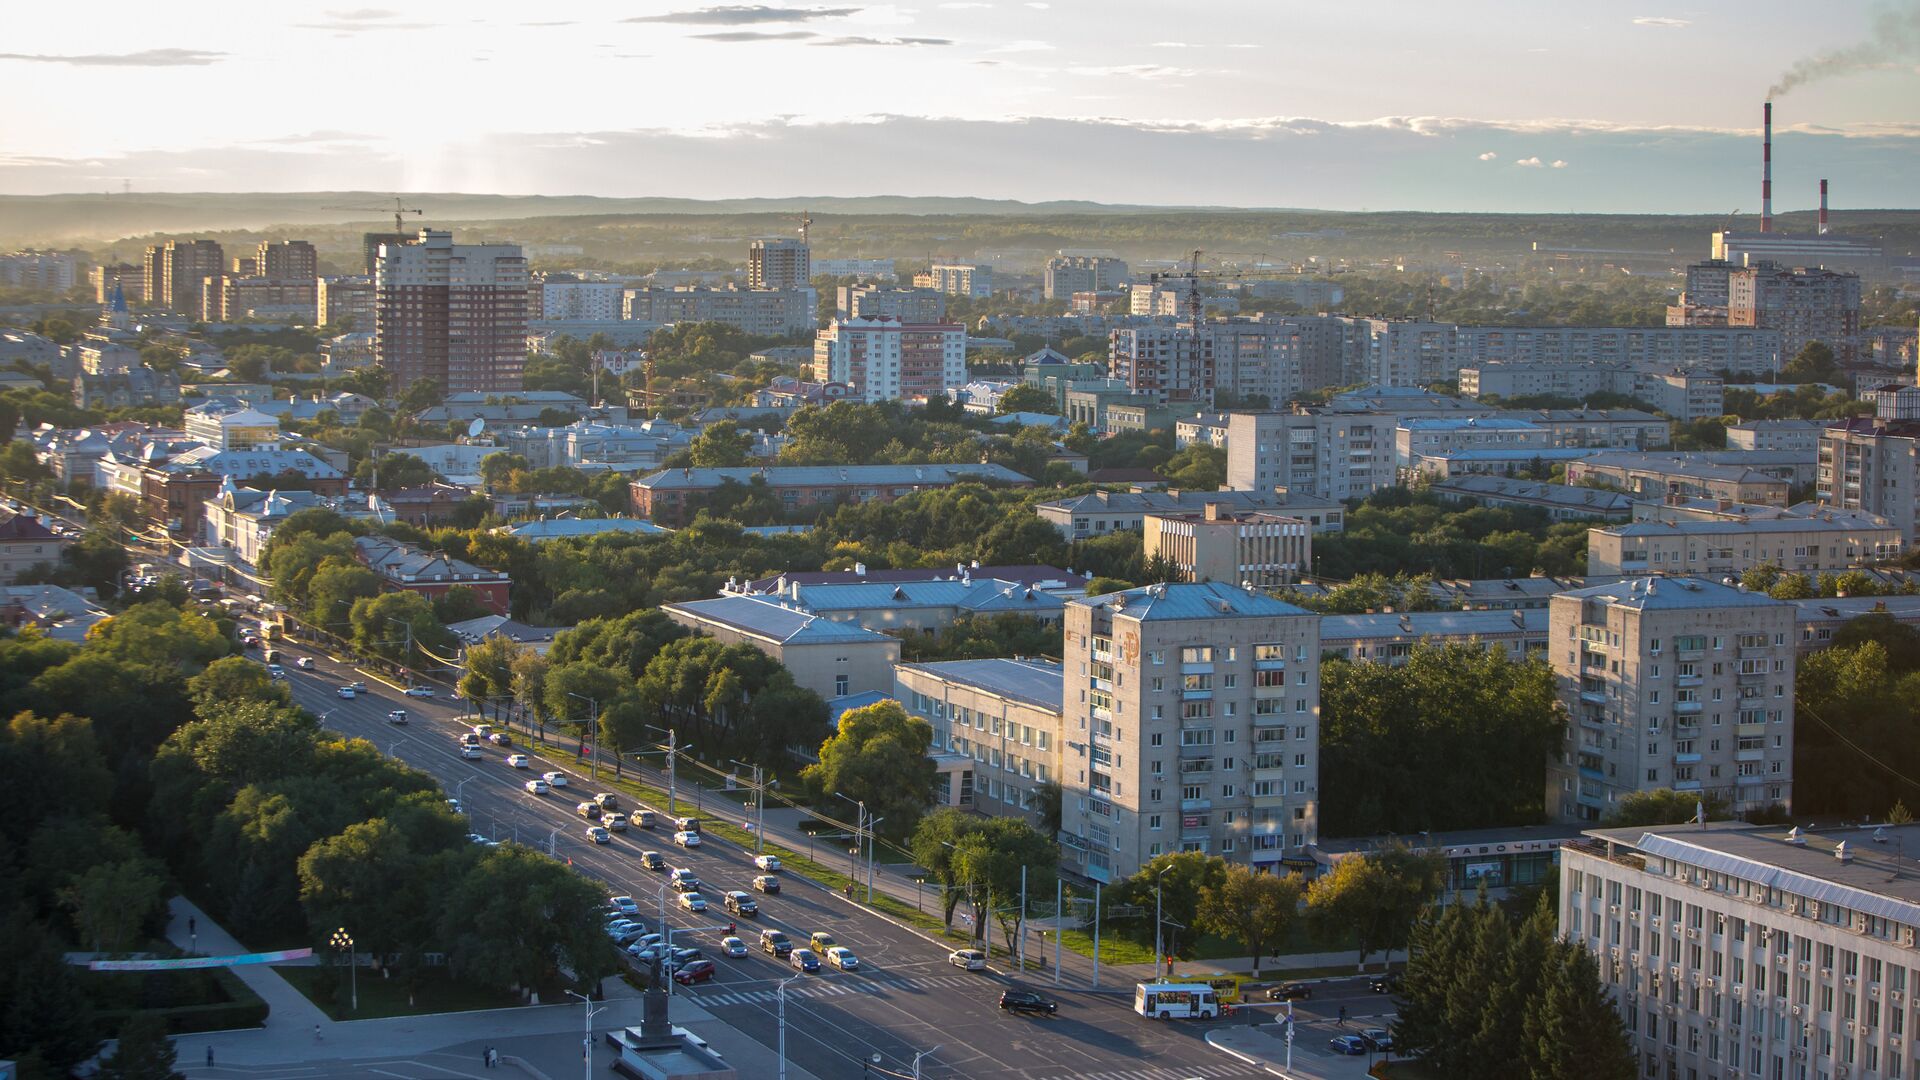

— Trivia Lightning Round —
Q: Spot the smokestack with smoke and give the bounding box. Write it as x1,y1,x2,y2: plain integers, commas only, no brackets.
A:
1820,179,1829,235
1769,1,1920,99
1762,102,1773,233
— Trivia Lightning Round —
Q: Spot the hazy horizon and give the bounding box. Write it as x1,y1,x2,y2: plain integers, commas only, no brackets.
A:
4,1,1918,213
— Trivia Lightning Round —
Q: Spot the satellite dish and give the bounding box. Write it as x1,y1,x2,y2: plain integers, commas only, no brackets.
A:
467,417,485,438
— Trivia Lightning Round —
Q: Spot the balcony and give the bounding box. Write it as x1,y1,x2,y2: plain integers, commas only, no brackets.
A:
1579,689,1608,705
1674,700,1704,715
1178,742,1214,759
1180,798,1211,812
1736,749,1765,763
1674,779,1703,792
1674,752,1703,765
1736,722,1768,737
1676,673,1704,687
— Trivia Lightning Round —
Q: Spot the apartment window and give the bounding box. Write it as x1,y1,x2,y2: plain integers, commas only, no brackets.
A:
1151,677,1164,692
1148,814,1162,831
1150,732,1164,747
1182,785,1203,801
1181,646,1214,663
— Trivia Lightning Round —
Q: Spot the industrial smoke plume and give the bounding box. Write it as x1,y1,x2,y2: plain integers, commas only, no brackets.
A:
1769,0,1920,98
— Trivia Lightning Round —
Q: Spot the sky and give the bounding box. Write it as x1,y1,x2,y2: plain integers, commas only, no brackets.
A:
2,0,1918,212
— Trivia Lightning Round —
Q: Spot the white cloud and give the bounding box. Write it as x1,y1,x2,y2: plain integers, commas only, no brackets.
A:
1478,151,1498,161
1515,156,1544,167
1066,64,1197,79
938,1,989,6
1551,159,1569,168
990,40,1055,53
1631,16,1691,28
1025,2,1048,8
1151,41,1200,48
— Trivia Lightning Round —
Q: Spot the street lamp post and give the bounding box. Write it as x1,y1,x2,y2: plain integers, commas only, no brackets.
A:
1152,865,1170,979
546,826,561,856
864,816,885,904
329,927,356,1012
834,793,866,896
776,975,801,1080
644,725,687,815
731,759,768,855
564,989,608,1080
567,692,599,782
911,1044,942,1080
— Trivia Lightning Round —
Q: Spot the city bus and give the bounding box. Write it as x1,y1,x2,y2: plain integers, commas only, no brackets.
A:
1194,972,1250,1004
1134,982,1221,1020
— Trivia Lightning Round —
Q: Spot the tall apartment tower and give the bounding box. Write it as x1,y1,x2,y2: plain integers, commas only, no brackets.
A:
812,317,967,403
1059,582,1321,882
749,238,811,291
374,230,528,394
1727,261,1863,364
256,239,318,281
1044,255,1130,300
1546,577,1795,824
1818,417,1920,545
144,239,224,312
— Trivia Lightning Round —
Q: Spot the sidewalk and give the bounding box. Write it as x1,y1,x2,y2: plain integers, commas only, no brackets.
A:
1207,1015,1390,1080
163,898,825,1080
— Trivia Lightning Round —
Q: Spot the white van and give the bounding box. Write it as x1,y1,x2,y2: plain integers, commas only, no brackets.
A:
1134,982,1221,1020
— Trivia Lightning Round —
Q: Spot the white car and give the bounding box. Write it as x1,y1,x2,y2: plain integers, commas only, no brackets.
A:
387,710,408,724
586,826,611,844
673,830,702,848
609,895,640,917
677,891,707,913
525,779,551,796
507,754,530,769
948,949,987,971
336,686,356,699
295,657,315,670
403,685,436,698
541,771,569,788
825,946,859,971
721,936,748,958
446,798,462,814
754,854,782,872
460,745,484,760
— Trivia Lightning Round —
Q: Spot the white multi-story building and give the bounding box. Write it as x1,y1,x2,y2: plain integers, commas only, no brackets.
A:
1224,411,1399,501
540,281,626,322
1560,820,1920,1080
914,263,993,298
1395,417,1554,468
1045,255,1130,300
812,258,895,280
1819,418,1920,545
1547,577,1795,823
183,401,282,452
1059,582,1322,881
1586,514,1903,578
621,286,815,336
812,317,966,403
748,238,810,291
0,250,79,291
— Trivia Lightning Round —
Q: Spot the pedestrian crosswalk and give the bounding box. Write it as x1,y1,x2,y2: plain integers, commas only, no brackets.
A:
1030,1065,1262,1080
686,971,989,1007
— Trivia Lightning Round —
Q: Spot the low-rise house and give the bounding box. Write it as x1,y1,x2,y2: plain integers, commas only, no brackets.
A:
354,535,511,616
1034,488,1344,539
896,658,1064,819
661,594,900,700
1427,476,1634,521
0,513,65,584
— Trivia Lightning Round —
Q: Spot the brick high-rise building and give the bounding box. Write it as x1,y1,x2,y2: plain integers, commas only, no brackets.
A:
145,239,224,312
256,239,318,281
374,230,527,395
748,237,810,290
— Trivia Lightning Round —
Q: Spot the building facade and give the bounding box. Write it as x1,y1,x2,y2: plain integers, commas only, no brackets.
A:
914,263,992,298
1728,262,1863,365
835,286,946,322
1224,411,1399,501
898,658,1064,825
1143,505,1313,587
812,317,967,403
255,239,317,281
1547,578,1795,823
621,286,814,336
1818,418,1920,545
1059,582,1322,882
748,238,810,291
539,280,626,322
318,276,375,330
375,230,528,394
1560,820,1920,1080
146,239,224,312
1044,255,1129,300
1587,516,1903,578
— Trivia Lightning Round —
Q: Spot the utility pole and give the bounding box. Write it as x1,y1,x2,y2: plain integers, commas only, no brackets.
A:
1153,866,1167,979
866,816,885,904
1092,880,1102,989
777,975,801,1080
1018,864,1028,973
666,729,679,815
731,760,767,855
565,990,608,1080
1053,877,1062,987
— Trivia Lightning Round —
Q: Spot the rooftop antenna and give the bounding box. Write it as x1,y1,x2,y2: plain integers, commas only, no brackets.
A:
467,417,485,439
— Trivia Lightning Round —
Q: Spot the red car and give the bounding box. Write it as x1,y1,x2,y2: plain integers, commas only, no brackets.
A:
672,960,716,985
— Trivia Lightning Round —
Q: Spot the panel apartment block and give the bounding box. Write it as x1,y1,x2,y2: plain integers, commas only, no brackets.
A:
375,230,528,394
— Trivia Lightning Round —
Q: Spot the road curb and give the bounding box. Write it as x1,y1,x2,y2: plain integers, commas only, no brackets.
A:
1204,1030,1292,1078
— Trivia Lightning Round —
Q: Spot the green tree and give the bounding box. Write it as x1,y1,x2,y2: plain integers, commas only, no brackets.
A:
909,808,987,927
95,1013,183,1080
1306,842,1448,970
1780,341,1839,383
1103,851,1229,962
1394,899,1476,1070
687,421,754,467
84,600,233,671
995,383,1057,415
951,817,1058,955
347,591,454,669
188,655,292,711
0,711,113,836
479,452,532,493
356,452,436,490
1523,940,1636,1080
1320,642,1562,835
1768,573,1816,600
459,635,529,710
61,857,166,953
1603,788,1730,827
439,844,619,995
801,700,936,842
1195,864,1305,977
1,941,99,1073
305,558,383,629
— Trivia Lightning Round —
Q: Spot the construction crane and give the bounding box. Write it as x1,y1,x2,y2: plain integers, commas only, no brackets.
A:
322,196,424,235
798,210,813,245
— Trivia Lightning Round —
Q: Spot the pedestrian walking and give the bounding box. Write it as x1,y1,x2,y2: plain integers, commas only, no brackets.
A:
1338,1004,1347,1027
313,1023,322,1042
483,1047,491,1068
206,1046,214,1068
188,915,197,937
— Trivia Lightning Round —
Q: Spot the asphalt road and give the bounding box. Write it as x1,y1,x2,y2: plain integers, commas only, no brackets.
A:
270,638,1263,1080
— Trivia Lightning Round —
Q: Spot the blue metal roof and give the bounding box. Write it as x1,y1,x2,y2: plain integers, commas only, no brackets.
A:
664,595,894,644
1558,576,1788,611
897,658,1064,711
505,518,673,539
1073,581,1314,621
1319,608,1547,642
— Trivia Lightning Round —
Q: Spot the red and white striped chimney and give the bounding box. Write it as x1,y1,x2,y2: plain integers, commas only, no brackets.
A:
1762,102,1774,233
1819,178,1829,235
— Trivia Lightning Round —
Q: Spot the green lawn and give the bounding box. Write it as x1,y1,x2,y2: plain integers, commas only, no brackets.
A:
274,964,528,1020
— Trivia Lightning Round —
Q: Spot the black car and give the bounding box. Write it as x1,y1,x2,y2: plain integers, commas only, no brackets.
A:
760,929,792,957
1266,982,1312,1001
998,990,1057,1015
724,892,758,916
1360,1027,1395,1052
1369,973,1402,994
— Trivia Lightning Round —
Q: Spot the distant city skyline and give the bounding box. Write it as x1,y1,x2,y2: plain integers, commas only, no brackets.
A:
4,1,1918,212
